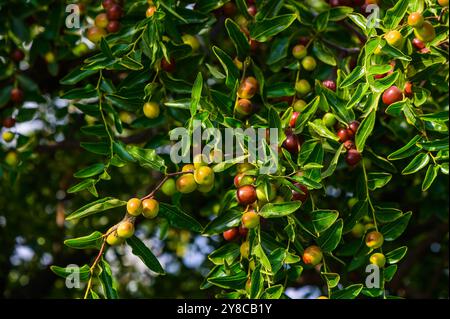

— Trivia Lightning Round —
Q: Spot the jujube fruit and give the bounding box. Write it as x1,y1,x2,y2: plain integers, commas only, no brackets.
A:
161,57,176,72
247,4,257,16
11,49,25,62
198,182,214,193
408,12,424,28
365,231,384,249
292,44,307,59
95,13,109,28
176,174,197,193
87,27,106,43
302,245,323,266
301,56,317,71
106,228,124,246
182,164,195,172
412,38,425,50
237,185,257,205
146,6,157,17
322,113,336,128
348,120,360,134
107,4,123,20
404,81,413,97
116,221,135,238
369,253,386,268
337,128,349,143
242,210,260,229
293,99,307,112
5,151,19,167
255,184,276,203
10,88,24,103
223,228,239,241
414,21,435,43
107,20,120,33
322,80,336,91
240,241,250,259
382,86,403,105
283,131,300,154
351,223,365,238
295,79,311,96
237,76,259,99
194,166,215,185
289,112,300,128
236,99,253,116
161,178,177,196
234,173,254,188
384,30,403,48
142,198,159,219
292,183,308,202
2,131,15,142
3,117,16,128
345,149,361,166
239,224,248,237
102,0,116,10
127,198,143,216
343,140,355,150
438,0,449,6
143,102,160,119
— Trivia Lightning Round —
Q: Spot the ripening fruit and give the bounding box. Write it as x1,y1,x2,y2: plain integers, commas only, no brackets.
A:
237,76,259,99
107,20,121,33
237,185,257,205
283,131,300,154
302,245,323,266
107,4,123,20
414,21,436,43
240,241,250,259
194,166,215,185
233,57,243,70
142,198,159,219
348,121,360,135
292,183,308,202
412,38,425,50
301,56,317,71
161,57,176,72
384,30,403,48
87,26,106,43
106,229,124,246
239,224,248,237
293,99,307,112
143,102,160,119
146,6,157,17
2,131,15,142
289,112,300,128
127,198,143,216
44,52,56,64
351,223,365,238
95,13,109,28
102,0,116,10
182,164,195,172
292,44,307,59
10,49,25,62
408,12,424,28
3,117,16,128
234,173,255,188
193,153,208,169
161,178,177,196
337,128,349,143
365,231,384,249
295,79,311,96
5,151,19,166
117,221,135,238
343,140,355,150
382,86,403,105
237,162,255,173
236,99,253,116
198,181,214,193
182,34,200,52
223,228,239,241
247,4,257,16
346,149,362,166
176,174,198,193
438,0,449,7
369,253,386,268
404,81,413,97
322,113,336,128
256,184,276,203
72,42,89,57
10,88,24,103
322,80,336,91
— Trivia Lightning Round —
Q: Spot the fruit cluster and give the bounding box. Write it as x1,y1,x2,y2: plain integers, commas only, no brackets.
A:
87,0,124,43
236,76,259,118
175,155,216,194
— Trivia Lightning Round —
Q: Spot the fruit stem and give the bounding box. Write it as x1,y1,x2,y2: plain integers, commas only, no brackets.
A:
141,170,193,200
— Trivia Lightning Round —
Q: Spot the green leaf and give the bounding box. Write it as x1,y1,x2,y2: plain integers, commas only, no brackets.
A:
60,66,97,85
266,82,295,98
51,264,91,281
99,259,118,299
203,209,242,235
311,210,339,234
384,264,397,282
208,272,247,290
294,96,320,134
322,144,345,179
388,135,422,160
74,163,105,178
119,56,144,70
332,284,363,299
375,206,403,224
254,244,272,272
322,272,340,288
417,138,449,152
261,285,284,299
386,246,408,264
340,66,365,88
159,203,203,233
317,219,343,253
355,108,376,152
401,153,430,175
383,0,409,30
208,243,240,265
213,46,240,90
266,36,289,65
371,71,400,92
126,236,165,274
126,145,166,173
64,231,104,250
190,72,203,116
225,18,250,60
66,197,126,221
313,41,337,66
100,38,114,60
61,87,97,100
249,14,297,42
381,212,412,241
250,264,264,299
367,172,392,190
259,201,302,218
67,179,96,194
80,142,110,155
422,165,439,191
308,120,339,141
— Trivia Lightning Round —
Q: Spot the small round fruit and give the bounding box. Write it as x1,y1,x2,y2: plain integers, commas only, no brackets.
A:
117,221,135,238
194,166,214,185
240,241,250,259
369,253,386,268
198,182,214,193
236,99,253,116
237,185,257,205
86,26,106,43
404,81,413,97
142,198,159,219
237,76,259,99
95,13,109,28
343,140,356,150
11,49,25,62
223,228,239,241
242,211,260,229
414,21,436,43
233,57,243,70
247,4,257,16
337,128,349,143
72,42,89,57
161,178,177,196
412,38,425,50
351,223,365,238
255,184,276,203
161,57,176,72
283,132,300,154
408,12,424,28
5,151,19,166
182,34,200,52
2,131,15,142
301,56,317,71
295,79,311,96
438,0,449,7
107,4,123,20
382,86,403,105
176,174,197,194
322,113,336,128
293,99,307,112
234,173,255,188
289,112,300,128
237,163,255,173
106,20,120,33
10,88,24,103
146,5,157,17
322,80,336,91
302,245,323,266
127,198,143,216
44,52,56,64
346,149,362,166
292,183,308,202
3,117,16,128
365,231,384,249
348,120,360,134
102,0,116,10
182,164,195,172
239,224,248,237
347,197,358,209
106,230,124,246
143,102,160,119
384,30,403,48
193,154,208,169
292,44,307,59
